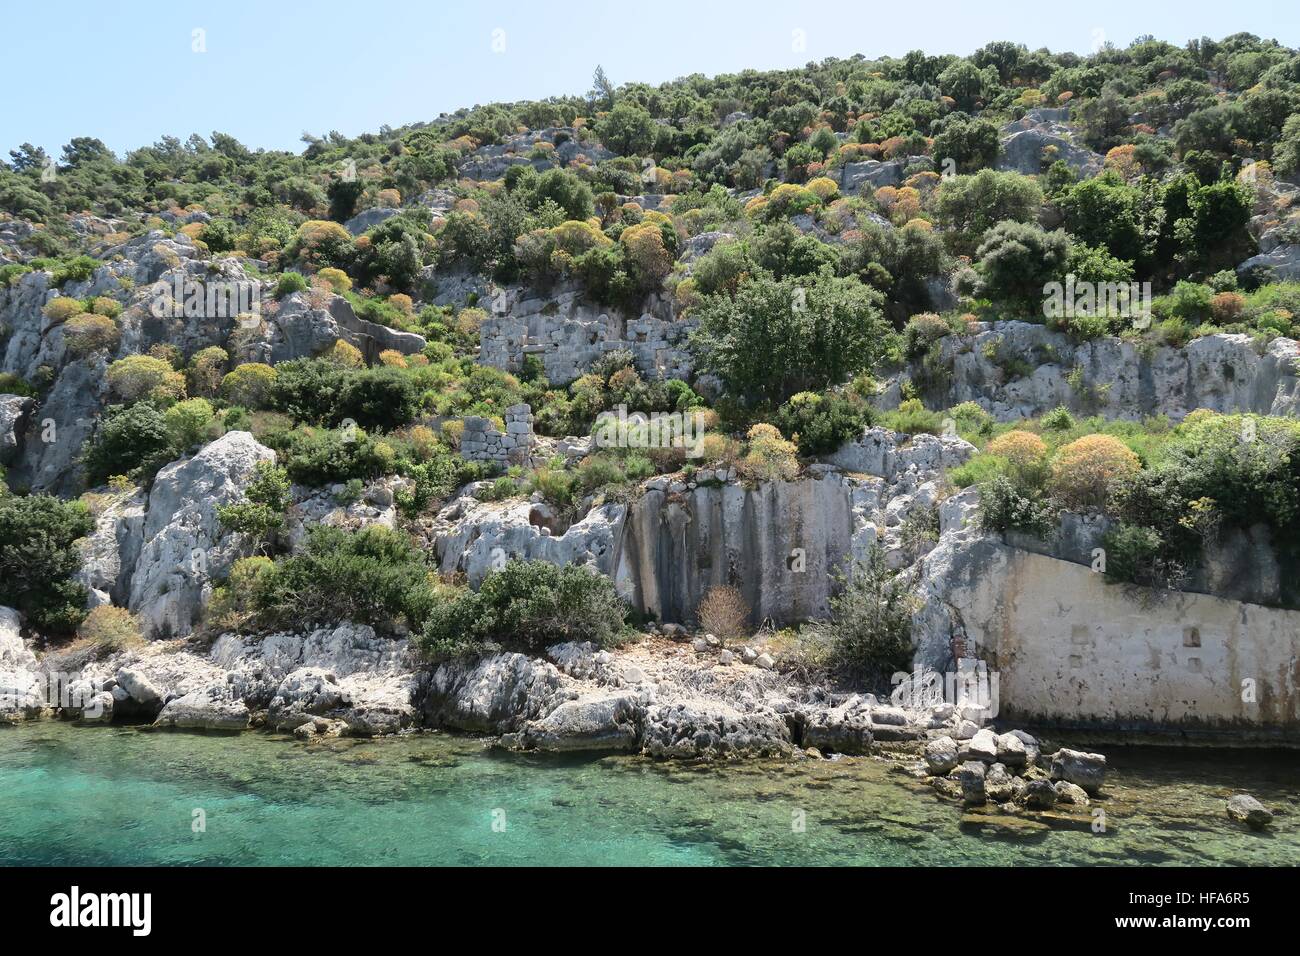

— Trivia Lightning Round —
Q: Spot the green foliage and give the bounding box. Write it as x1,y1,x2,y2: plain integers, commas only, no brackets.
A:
83,402,175,485
775,390,875,456
249,525,434,632
216,461,291,542
690,272,888,406
418,560,627,660
0,491,93,633
823,548,916,687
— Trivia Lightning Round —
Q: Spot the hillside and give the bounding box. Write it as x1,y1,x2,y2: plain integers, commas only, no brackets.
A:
2,32,1299,774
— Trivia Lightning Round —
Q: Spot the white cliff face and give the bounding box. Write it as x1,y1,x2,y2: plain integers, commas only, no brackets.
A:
0,606,46,722
74,432,276,639
882,321,1300,422
430,493,623,587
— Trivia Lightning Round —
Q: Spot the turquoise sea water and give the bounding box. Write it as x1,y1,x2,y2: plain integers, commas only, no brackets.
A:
0,722,1296,866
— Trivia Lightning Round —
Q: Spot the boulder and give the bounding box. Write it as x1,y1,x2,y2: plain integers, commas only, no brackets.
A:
803,708,873,754
958,760,987,806
985,762,1014,802
425,652,568,734
522,693,641,752
640,700,791,759
1226,793,1273,831
154,687,250,731
995,731,1028,768
126,432,276,638
1049,748,1107,794
924,735,960,776
1053,780,1091,807
1020,779,1058,810
961,727,999,762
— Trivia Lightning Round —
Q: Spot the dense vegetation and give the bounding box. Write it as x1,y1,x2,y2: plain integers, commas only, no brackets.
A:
5,31,1300,651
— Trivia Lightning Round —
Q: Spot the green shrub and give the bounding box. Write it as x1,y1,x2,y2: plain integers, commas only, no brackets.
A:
272,426,395,486
216,461,291,543
274,271,310,298
977,474,1058,537
250,525,434,632
418,560,627,660
83,402,175,485
0,491,93,633
776,391,874,456
823,547,916,687
76,605,143,652
164,397,219,452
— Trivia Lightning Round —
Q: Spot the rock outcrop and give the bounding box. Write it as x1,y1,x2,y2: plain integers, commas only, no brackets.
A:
882,321,1300,423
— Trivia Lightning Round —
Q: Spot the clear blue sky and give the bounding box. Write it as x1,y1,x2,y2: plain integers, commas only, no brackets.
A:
3,0,1297,159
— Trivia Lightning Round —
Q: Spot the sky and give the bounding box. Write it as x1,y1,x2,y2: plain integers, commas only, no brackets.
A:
3,0,1297,159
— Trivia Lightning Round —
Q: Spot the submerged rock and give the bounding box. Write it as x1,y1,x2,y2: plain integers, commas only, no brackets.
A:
1226,793,1273,831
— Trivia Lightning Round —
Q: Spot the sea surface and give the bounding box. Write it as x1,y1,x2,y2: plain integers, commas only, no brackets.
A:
1,722,1296,866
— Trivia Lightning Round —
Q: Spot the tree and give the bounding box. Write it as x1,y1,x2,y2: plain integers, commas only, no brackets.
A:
597,102,655,156
0,492,94,633
690,273,889,406
83,402,175,484
589,65,615,111
930,114,999,174
973,220,1071,314
936,169,1043,256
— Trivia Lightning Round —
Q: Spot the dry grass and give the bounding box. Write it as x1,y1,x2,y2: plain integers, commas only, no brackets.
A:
696,585,751,644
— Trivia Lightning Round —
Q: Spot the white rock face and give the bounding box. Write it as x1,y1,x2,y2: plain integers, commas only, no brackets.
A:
881,321,1300,423
431,495,622,588
154,687,250,731
0,606,45,721
124,431,275,638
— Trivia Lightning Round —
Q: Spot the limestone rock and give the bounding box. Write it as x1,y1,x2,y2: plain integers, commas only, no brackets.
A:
1226,793,1272,831
154,686,250,731
958,760,987,806
1050,748,1107,795
924,735,960,775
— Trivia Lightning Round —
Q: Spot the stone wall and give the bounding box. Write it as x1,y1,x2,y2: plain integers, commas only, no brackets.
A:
477,283,693,384
918,541,1300,741
459,403,534,467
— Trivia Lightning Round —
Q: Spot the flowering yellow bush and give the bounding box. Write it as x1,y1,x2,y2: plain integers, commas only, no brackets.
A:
323,339,364,368
43,297,86,322
220,363,277,408
1050,434,1140,510
107,355,186,404
378,349,408,367
737,423,800,482
317,267,352,293
987,430,1048,468
806,176,840,202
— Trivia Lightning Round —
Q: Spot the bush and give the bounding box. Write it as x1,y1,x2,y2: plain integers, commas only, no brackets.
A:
43,297,86,322
0,491,93,633
986,430,1049,481
250,525,434,632
737,423,800,482
205,556,274,633
775,391,874,456
216,461,291,544
275,271,310,298
187,346,229,398
220,363,278,409
823,547,916,686
83,402,175,485
977,473,1059,537
76,605,143,652
696,585,751,643
273,426,395,485
1050,434,1140,511
690,272,889,406
62,313,119,357
107,355,186,405
322,339,364,368
418,560,627,660
164,397,219,452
